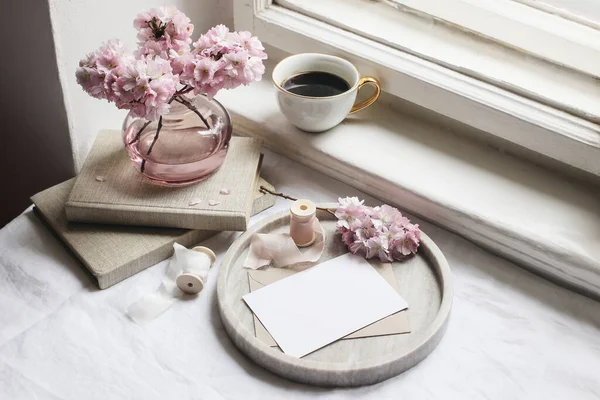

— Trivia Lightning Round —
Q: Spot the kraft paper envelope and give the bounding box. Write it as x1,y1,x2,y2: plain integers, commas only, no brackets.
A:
247,261,410,347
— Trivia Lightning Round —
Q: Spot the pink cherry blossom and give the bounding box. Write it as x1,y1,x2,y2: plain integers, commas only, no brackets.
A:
206,24,232,46
181,25,267,98
193,58,216,85
335,196,366,230
243,56,266,82
112,56,178,120
134,5,194,70
77,10,267,121
348,240,368,258
237,30,267,57
95,39,130,72
335,197,421,261
371,204,401,228
76,64,105,99
341,230,355,247
365,236,392,262
75,39,131,100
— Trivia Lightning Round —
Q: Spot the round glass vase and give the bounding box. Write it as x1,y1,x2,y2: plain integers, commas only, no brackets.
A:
122,95,232,186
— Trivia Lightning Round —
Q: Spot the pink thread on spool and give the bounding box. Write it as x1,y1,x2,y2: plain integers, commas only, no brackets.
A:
290,199,317,247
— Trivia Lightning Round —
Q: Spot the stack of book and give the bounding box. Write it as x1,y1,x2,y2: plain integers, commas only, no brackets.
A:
32,130,275,289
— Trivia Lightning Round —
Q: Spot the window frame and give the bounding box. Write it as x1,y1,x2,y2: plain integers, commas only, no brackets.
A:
278,0,600,124
384,0,600,78
234,0,600,177
513,0,600,30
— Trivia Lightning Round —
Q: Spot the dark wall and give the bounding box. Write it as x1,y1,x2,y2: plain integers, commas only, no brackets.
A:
0,1,75,227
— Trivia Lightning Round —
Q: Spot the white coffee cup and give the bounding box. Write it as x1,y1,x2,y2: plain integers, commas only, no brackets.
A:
272,53,381,132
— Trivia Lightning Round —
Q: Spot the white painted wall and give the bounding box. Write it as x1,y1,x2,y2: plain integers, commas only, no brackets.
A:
49,0,233,170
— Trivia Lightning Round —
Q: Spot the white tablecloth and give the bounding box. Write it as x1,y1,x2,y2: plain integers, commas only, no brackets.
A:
1,151,599,400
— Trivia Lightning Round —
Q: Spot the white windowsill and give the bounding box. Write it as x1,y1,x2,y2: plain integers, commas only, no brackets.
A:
215,68,600,299
235,1,600,178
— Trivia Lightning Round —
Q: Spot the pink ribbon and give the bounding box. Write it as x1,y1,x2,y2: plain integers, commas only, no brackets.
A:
244,218,326,269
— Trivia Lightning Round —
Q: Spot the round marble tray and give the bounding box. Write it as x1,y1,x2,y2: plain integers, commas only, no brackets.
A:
217,204,453,387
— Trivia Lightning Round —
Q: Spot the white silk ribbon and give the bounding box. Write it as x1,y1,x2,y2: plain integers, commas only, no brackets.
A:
244,218,326,269
127,243,212,324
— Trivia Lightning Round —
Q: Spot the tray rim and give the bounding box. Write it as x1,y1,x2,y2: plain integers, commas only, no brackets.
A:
217,203,453,386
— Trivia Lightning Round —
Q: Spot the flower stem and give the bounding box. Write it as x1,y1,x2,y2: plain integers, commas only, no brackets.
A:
140,116,163,173
176,85,191,95
128,120,152,145
174,96,210,130
259,186,336,216
131,86,188,145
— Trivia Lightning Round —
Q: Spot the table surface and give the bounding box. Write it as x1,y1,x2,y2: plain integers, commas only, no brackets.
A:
1,150,600,400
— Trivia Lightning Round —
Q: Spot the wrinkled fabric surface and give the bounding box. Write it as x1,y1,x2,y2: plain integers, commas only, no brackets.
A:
1,150,600,400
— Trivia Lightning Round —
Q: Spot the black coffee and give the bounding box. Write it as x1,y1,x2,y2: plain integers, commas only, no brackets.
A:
281,71,350,97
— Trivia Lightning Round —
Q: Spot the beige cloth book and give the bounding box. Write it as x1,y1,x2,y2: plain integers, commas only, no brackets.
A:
32,178,275,289
65,130,263,231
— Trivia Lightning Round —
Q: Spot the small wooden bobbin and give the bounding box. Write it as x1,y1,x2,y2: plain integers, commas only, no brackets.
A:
290,199,317,247
191,246,217,264
175,246,217,294
176,273,204,294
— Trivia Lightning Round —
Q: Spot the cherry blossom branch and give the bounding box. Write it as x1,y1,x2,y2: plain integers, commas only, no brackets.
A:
174,96,210,129
128,87,206,149
176,85,193,96
259,186,336,216
128,120,152,145
140,115,163,173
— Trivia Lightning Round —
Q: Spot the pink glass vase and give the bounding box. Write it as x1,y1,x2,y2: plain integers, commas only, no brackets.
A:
122,95,232,186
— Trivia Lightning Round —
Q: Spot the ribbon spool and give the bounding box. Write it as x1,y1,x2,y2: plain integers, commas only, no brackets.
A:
243,200,325,270
127,243,216,324
290,199,317,247
176,246,216,294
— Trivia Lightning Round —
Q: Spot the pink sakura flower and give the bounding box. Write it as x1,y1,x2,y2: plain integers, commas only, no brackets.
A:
206,24,233,47
335,197,421,261
348,240,368,258
134,11,154,39
380,223,405,245
76,39,131,100
236,31,267,57
371,204,401,228
134,6,194,69
95,39,130,72
335,197,366,230
405,223,421,245
390,224,421,257
169,51,193,75
393,213,410,228
192,58,216,85
365,236,392,262
355,222,377,242
136,41,170,61
243,56,266,82
76,62,105,99
167,8,194,40
77,11,267,118
224,50,249,76
341,230,355,247
180,25,267,98
192,34,213,54
112,57,178,120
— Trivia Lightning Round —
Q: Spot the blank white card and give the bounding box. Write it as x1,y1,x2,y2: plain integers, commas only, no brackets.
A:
242,253,408,358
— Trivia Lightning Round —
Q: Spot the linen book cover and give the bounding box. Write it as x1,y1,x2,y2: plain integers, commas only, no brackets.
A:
32,178,276,289
65,130,263,231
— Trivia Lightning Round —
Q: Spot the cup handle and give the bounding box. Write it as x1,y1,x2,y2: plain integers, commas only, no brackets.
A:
349,76,381,114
